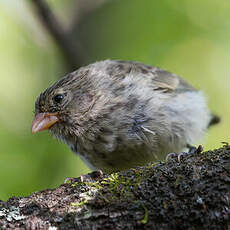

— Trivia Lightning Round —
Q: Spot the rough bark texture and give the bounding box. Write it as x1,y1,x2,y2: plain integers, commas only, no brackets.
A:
0,145,230,229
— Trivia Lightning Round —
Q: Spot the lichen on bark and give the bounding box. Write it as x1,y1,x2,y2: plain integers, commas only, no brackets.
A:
0,144,230,229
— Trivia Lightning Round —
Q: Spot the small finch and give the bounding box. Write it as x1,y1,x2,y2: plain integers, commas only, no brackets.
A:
32,60,219,173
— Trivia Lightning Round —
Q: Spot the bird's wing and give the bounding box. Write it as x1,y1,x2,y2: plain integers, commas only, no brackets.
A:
152,69,196,92
113,60,196,93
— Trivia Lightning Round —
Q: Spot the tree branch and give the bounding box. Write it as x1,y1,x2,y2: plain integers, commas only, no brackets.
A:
0,145,229,229
69,0,109,31
31,0,87,70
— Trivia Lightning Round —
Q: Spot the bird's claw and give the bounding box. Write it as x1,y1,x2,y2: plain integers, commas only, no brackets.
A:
64,177,78,184
64,170,104,184
187,144,203,155
165,152,178,161
166,145,203,162
80,170,104,182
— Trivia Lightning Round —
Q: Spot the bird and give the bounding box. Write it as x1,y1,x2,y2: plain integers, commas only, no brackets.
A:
32,60,219,173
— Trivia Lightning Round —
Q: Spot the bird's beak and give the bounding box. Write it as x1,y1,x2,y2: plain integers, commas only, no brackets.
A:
32,112,59,134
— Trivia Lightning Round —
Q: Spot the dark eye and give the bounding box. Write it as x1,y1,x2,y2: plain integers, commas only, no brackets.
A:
53,94,64,103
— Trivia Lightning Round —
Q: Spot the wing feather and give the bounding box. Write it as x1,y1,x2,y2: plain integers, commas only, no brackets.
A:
112,60,196,93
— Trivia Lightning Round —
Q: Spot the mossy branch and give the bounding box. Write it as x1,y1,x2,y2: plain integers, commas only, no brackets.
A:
0,145,229,229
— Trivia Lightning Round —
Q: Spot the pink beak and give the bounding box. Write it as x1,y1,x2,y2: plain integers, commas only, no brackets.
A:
32,112,59,134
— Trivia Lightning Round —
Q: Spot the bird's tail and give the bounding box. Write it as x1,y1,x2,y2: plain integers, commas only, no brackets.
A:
208,114,221,128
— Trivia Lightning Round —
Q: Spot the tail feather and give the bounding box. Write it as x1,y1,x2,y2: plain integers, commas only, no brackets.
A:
208,114,221,127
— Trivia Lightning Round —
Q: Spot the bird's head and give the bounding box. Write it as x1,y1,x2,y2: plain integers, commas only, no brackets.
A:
32,70,96,140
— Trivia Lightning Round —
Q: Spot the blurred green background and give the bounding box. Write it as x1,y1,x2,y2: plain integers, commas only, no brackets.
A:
0,0,229,200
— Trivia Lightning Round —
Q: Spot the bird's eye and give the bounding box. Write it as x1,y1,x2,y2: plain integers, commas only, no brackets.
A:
53,94,64,103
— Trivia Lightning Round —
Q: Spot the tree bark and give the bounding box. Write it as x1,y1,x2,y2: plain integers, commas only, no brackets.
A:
0,145,229,229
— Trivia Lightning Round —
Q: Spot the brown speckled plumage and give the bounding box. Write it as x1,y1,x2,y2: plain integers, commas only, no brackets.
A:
33,60,218,173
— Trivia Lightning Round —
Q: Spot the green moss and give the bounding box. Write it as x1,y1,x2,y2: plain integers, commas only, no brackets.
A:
140,202,149,224
72,180,103,190
101,172,141,197
71,200,88,207
72,170,145,202
70,166,154,225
